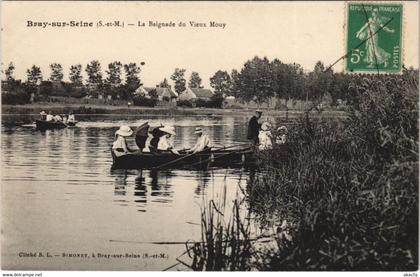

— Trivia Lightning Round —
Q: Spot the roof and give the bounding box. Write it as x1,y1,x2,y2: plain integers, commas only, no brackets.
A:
143,87,178,98
190,88,214,98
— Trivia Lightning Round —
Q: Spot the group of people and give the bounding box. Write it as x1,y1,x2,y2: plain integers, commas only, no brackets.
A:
40,110,76,124
247,110,288,150
112,124,211,156
112,109,286,156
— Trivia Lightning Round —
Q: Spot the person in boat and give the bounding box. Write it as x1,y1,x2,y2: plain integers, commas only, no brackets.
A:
189,127,211,154
46,111,54,122
62,114,68,124
157,126,180,155
54,114,63,122
68,112,76,123
275,126,288,145
149,124,165,153
258,121,273,150
112,125,134,155
40,111,47,121
247,110,262,145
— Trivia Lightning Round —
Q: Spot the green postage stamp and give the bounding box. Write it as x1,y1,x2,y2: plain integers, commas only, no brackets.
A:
346,2,403,73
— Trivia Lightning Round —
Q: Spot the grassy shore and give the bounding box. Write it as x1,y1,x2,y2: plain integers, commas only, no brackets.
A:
187,75,418,270
1,103,348,118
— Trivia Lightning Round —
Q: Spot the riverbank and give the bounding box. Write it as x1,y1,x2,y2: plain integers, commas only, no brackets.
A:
1,103,348,118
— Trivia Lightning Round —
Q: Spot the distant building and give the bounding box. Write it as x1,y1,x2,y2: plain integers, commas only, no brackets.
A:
178,88,214,101
134,85,178,103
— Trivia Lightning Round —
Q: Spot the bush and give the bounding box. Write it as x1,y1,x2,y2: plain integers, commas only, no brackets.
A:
1,91,30,105
246,74,419,270
177,99,194,107
132,95,157,107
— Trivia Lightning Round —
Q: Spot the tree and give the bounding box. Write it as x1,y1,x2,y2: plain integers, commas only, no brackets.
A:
5,62,15,82
307,61,333,101
159,78,170,88
188,71,202,88
235,56,274,104
105,61,123,88
26,65,42,86
210,70,232,96
170,68,186,94
69,64,83,85
85,60,103,88
49,63,63,82
124,62,141,90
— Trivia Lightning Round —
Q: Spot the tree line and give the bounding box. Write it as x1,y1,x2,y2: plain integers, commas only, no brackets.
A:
2,57,419,107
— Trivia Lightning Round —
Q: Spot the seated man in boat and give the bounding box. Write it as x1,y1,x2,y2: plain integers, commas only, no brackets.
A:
40,111,47,121
149,125,164,153
258,122,273,150
157,126,180,155
188,127,211,154
46,111,54,122
68,112,76,123
54,114,63,122
112,125,134,156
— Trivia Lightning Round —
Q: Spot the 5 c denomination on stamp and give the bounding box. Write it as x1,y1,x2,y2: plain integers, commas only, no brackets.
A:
346,2,403,73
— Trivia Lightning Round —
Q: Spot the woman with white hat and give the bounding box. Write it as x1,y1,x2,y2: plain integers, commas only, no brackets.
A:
275,126,288,145
112,125,133,155
258,121,273,150
189,127,211,154
157,125,179,155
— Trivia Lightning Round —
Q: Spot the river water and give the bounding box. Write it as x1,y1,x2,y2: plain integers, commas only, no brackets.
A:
1,114,287,270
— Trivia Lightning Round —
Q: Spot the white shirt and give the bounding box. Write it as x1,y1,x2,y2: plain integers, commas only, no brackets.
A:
258,130,272,150
276,134,287,144
68,114,75,122
112,135,128,152
191,133,210,153
54,115,62,122
157,136,173,151
46,114,54,121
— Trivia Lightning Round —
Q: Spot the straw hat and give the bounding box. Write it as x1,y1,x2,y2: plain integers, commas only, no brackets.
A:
277,126,288,134
160,125,176,136
256,109,263,114
115,125,133,137
261,122,272,131
194,127,204,134
40,111,47,115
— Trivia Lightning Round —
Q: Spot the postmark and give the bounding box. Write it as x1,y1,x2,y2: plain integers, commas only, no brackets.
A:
346,2,403,73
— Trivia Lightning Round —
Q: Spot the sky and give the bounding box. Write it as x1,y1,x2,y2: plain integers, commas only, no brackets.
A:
1,1,418,88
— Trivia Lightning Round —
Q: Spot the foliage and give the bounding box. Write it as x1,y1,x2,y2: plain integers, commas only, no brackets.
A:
247,73,419,270
171,68,187,94
177,99,194,108
49,63,64,82
1,87,29,105
105,61,123,88
85,60,103,87
132,95,157,107
189,71,202,89
159,78,170,88
210,70,232,96
69,64,83,85
5,62,15,81
26,65,42,86
124,63,141,91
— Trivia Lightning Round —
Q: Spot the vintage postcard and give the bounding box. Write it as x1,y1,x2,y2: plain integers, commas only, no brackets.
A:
1,0,418,274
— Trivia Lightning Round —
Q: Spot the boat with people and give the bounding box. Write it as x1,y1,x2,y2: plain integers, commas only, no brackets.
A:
110,109,288,170
36,110,78,130
35,119,78,130
111,146,255,170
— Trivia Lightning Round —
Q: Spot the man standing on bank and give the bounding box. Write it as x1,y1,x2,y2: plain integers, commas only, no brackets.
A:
247,110,262,145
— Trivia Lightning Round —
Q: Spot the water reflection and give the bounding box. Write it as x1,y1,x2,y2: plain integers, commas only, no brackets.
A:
1,114,255,270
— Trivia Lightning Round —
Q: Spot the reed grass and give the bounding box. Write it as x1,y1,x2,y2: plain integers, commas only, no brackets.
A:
187,71,418,271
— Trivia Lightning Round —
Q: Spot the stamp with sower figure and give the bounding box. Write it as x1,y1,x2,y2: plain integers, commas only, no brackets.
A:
346,3,402,73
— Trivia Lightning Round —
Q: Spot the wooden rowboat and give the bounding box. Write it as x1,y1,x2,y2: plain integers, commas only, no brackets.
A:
111,147,256,170
35,120,78,130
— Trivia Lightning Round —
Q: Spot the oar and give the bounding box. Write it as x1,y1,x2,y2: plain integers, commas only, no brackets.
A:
152,150,203,170
152,143,251,170
189,147,252,167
